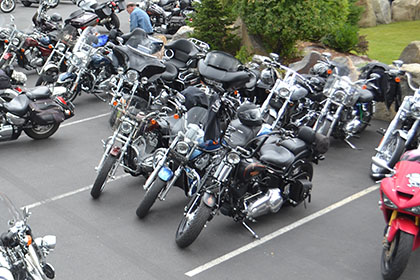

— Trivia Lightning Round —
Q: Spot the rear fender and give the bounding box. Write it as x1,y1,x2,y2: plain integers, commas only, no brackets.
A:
387,217,419,250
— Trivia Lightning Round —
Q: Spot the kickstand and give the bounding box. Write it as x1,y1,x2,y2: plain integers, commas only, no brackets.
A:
242,221,260,239
344,138,362,150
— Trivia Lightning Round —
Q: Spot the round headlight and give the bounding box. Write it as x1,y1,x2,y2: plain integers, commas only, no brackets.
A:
411,101,420,118
277,88,289,98
11,37,19,46
126,70,139,83
227,152,240,165
70,52,83,66
331,90,346,103
57,43,66,52
120,120,133,134
176,141,189,155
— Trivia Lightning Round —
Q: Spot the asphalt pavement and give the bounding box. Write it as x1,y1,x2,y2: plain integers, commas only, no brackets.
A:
0,3,419,280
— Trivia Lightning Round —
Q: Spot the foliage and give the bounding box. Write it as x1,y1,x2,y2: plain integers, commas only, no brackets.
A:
235,45,253,63
188,0,240,54
322,23,368,54
237,0,349,59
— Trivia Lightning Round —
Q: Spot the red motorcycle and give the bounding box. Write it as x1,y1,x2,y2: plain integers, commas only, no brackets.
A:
373,150,420,280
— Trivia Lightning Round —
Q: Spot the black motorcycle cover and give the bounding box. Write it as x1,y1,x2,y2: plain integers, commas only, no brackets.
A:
29,99,65,125
182,86,209,110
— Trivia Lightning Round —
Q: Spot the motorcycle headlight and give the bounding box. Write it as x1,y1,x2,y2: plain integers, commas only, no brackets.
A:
227,152,240,165
277,88,290,98
176,141,189,155
70,53,83,67
120,120,133,134
126,70,139,83
410,102,420,118
382,192,397,209
57,43,66,52
331,90,346,104
404,206,420,215
11,37,19,46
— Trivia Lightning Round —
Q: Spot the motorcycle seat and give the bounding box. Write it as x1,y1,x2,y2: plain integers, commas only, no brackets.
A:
357,88,374,103
259,142,295,169
25,86,51,100
279,138,308,155
164,39,200,70
4,95,30,116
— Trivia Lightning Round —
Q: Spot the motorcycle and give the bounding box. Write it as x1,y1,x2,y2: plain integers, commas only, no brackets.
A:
175,123,328,248
373,151,420,280
311,66,379,149
371,62,420,179
0,0,15,13
0,192,56,280
72,0,125,30
32,0,64,33
22,0,59,8
0,86,74,141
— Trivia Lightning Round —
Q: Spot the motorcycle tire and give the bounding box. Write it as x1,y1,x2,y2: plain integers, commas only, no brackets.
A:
22,0,31,6
136,178,166,219
371,134,405,179
24,123,60,140
175,200,212,248
91,154,118,199
381,230,413,280
356,102,374,134
0,0,15,13
50,0,59,8
105,14,120,31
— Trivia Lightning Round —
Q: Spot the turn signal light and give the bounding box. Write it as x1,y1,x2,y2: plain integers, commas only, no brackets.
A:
173,114,179,119
48,44,53,49
395,77,401,83
150,119,157,125
20,48,25,53
327,69,333,75
4,39,8,44
362,85,367,90
26,235,32,246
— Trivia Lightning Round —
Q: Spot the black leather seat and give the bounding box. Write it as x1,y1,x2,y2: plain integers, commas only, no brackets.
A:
357,88,374,103
4,95,30,116
259,143,295,169
164,39,200,70
279,138,307,155
25,86,51,100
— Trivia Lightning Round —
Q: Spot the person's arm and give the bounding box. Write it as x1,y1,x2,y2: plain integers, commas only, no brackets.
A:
130,12,137,32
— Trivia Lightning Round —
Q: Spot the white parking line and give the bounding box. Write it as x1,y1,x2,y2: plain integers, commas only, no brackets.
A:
21,174,130,210
61,112,110,128
185,185,380,277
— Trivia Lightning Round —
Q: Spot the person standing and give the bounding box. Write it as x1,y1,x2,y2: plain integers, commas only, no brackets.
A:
126,2,154,34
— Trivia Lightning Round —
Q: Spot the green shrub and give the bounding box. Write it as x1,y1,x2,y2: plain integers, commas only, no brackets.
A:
235,45,253,63
322,23,359,53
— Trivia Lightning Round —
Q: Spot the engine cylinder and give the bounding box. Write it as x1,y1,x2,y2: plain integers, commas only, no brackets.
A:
245,189,283,219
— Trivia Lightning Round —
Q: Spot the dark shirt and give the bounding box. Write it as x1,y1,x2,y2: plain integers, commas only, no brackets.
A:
130,7,154,34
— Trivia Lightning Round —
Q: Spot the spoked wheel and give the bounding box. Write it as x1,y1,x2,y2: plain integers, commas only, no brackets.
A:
136,178,166,218
91,154,118,199
381,230,413,280
0,0,16,13
371,134,405,179
175,198,212,248
24,123,60,140
105,14,120,30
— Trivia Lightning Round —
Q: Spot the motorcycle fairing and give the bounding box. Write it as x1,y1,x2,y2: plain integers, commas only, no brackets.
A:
124,28,163,55
386,217,420,250
164,39,199,70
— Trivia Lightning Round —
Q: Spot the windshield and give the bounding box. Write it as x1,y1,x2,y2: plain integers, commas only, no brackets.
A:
73,26,97,53
57,24,79,48
0,193,22,234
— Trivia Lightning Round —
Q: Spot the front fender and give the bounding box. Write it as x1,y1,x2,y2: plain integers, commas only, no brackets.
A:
387,217,419,250
0,267,14,280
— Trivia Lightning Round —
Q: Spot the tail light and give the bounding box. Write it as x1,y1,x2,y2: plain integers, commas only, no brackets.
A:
56,96,67,105
15,87,22,92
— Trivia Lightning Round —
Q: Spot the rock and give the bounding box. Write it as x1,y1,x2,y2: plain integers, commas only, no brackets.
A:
289,51,322,74
332,56,360,81
357,0,377,27
392,0,420,22
399,41,420,64
237,17,267,55
372,0,392,24
171,26,194,41
401,63,420,91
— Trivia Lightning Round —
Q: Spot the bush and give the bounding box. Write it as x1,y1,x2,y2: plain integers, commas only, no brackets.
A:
188,0,240,54
238,0,349,59
322,23,359,53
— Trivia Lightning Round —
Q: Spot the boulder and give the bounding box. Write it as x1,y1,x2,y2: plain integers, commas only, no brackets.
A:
358,0,377,27
399,41,420,64
171,26,194,41
392,0,420,22
401,63,420,91
289,51,322,74
332,56,360,81
372,0,392,24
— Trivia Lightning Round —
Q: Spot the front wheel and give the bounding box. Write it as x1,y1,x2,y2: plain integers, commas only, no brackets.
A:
371,134,405,179
136,178,166,218
0,0,15,13
105,14,120,30
24,123,60,140
175,199,212,248
381,231,414,280
91,154,118,199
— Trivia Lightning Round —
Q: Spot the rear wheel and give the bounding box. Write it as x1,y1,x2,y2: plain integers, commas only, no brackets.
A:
136,178,166,218
381,231,413,280
175,199,212,248
371,134,405,179
0,0,15,12
105,14,120,30
24,123,60,140
91,154,118,199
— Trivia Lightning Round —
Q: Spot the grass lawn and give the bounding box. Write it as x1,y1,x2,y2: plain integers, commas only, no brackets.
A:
359,20,420,64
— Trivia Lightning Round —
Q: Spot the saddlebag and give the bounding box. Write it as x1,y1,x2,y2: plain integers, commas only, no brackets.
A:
28,99,65,125
0,69,11,89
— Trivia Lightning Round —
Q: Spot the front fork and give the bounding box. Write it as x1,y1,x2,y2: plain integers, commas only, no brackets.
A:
384,210,420,249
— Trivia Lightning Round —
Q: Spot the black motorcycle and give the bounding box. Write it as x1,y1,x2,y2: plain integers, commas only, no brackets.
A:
72,0,125,30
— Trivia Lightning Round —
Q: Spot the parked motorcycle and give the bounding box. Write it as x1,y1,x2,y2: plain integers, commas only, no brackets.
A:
73,0,125,30
32,0,64,33
0,0,15,13
175,124,328,248
23,0,59,8
0,192,56,280
371,62,420,179
373,151,420,280
0,86,74,141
